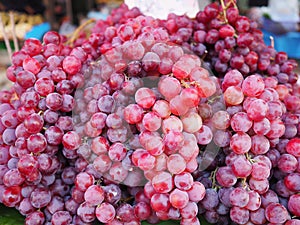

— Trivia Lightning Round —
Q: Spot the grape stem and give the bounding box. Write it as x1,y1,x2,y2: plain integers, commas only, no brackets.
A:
9,11,19,52
120,196,134,203
245,152,255,163
227,0,238,9
241,177,249,191
207,94,221,104
82,137,89,144
67,18,96,46
220,0,229,24
210,167,220,190
201,50,208,60
0,15,12,63
10,93,19,102
270,36,274,48
180,79,190,88
97,178,103,185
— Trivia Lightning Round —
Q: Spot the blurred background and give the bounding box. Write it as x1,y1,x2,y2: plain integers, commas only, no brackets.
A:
0,0,299,88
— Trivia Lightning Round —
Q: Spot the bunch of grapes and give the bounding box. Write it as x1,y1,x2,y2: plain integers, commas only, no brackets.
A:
0,1,300,225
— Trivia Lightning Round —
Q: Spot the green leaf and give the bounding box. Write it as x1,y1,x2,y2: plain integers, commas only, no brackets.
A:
0,204,212,225
0,204,24,225
141,216,211,225
142,221,179,225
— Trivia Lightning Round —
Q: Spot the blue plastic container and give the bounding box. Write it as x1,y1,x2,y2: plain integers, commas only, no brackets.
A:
24,22,51,41
263,29,300,59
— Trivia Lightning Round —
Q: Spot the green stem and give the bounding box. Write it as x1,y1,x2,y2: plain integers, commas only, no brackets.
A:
220,0,229,24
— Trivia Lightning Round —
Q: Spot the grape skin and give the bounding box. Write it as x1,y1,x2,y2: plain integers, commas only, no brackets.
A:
0,2,300,225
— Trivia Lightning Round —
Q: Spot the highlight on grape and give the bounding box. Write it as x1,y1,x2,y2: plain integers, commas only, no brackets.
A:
0,1,300,225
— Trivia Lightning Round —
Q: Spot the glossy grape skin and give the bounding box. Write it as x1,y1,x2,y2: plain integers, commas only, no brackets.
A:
25,211,45,225
2,4,300,225
96,202,116,223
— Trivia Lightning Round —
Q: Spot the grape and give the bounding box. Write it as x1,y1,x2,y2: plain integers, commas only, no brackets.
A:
24,113,44,134
284,173,300,192
246,99,269,121
162,115,183,133
251,135,270,155
181,111,202,133
251,161,271,180
158,76,181,100
62,55,82,75
204,210,220,224
169,189,189,209
260,190,279,209
27,133,47,153
44,126,63,146
77,202,96,223
25,211,45,225
180,201,198,219
230,132,251,154
150,193,170,213
286,219,300,225
169,95,190,116
123,104,144,124
265,203,290,224
201,188,219,210
3,169,24,187
46,93,63,111
16,71,36,89
1,3,300,224
174,172,193,191
180,217,200,225
186,182,205,202
152,100,171,119
229,187,249,207
30,187,52,208
288,194,300,217
215,134,230,151
84,185,105,206
222,70,243,90
74,172,95,192
231,155,252,178
164,131,184,153
62,131,81,150
96,202,116,223
45,195,63,214
250,208,266,224
108,142,127,162
143,136,164,156
230,206,249,224
116,203,137,223
2,186,22,207
286,138,300,157
180,88,200,108
106,113,123,129
216,166,237,187
152,171,173,194
278,153,298,173
167,154,186,174
249,178,269,194
56,116,74,131
230,112,252,133
135,87,156,109
136,151,156,171
133,202,151,221
224,86,244,105
17,154,38,176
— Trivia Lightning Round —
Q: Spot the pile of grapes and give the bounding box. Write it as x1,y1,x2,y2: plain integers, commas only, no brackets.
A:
1,1,300,224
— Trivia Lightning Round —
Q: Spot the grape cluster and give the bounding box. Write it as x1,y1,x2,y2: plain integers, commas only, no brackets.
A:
0,1,300,225
71,35,219,224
